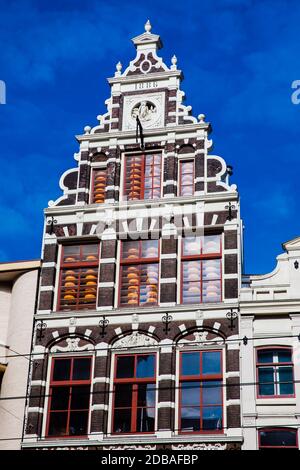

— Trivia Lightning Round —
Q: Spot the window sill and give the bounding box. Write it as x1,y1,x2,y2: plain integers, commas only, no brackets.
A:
256,397,296,406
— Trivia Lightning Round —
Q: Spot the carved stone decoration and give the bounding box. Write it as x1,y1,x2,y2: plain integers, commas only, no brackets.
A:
103,445,157,450
122,92,165,130
51,337,93,353
178,330,224,348
112,331,158,349
172,443,227,450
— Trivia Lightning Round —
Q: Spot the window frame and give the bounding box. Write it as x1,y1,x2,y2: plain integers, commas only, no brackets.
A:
178,349,224,434
256,346,295,399
118,239,160,308
45,355,93,439
180,234,222,305
178,159,195,197
111,352,157,435
57,243,100,312
258,428,298,449
122,151,163,202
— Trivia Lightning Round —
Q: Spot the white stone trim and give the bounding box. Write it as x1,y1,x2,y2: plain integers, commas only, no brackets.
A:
31,380,46,387
98,282,115,287
91,404,109,411
158,374,175,381
93,377,110,384
160,253,177,259
42,262,56,268
28,407,44,414
100,258,116,264
39,286,55,292
157,402,175,408
160,278,177,284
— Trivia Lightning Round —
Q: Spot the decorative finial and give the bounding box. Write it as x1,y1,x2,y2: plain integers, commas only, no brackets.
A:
198,114,206,123
84,125,91,134
171,55,177,70
145,20,152,33
115,61,122,77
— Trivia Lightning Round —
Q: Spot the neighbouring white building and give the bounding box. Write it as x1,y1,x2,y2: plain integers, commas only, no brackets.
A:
240,237,300,449
0,260,40,450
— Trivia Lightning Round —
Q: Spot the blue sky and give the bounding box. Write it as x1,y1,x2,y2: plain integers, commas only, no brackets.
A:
0,0,299,274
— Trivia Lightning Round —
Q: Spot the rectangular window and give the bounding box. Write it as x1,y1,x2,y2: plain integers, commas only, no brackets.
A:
179,350,223,433
259,429,298,449
181,235,222,304
91,168,107,204
47,357,92,437
119,240,159,307
257,348,294,397
123,153,162,201
58,244,99,311
179,160,194,196
112,354,156,434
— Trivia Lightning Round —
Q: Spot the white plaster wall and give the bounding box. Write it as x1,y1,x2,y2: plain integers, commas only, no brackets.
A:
0,284,11,349
0,270,38,450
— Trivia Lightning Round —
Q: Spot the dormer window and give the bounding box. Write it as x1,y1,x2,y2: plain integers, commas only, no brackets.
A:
123,153,162,201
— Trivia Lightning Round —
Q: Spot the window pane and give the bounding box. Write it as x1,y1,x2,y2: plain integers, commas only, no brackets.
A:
125,156,143,201
113,409,132,433
122,241,139,260
278,350,292,363
202,351,222,375
181,407,200,432
258,367,275,395
92,169,106,204
183,237,201,256
69,411,89,435
260,430,297,447
181,352,200,376
52,359,71,381
63,246,80,263
120,265,140,306
278,367,294,395
137,384,155,407
72,358,91,380
114,384,132,407
202,406,222,430
203,235,221,254
202,260,220,280
181,382,200,406
140,264,158,305
136,407,155,432
116,356,135,378
50,387,70,410
141,240,158,259
71,385,90,410
202,381,222,405
202,280,221,303
136,355,155,378
257,350,274,364
82,244,98,262
48,412,68,436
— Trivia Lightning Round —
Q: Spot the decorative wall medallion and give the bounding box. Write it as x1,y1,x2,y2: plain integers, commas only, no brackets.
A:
178,330,224,348
122,92,165,130
112,331,158,349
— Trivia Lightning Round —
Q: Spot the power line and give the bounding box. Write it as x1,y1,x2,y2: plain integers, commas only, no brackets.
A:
0,378,298,403
0,332,300,360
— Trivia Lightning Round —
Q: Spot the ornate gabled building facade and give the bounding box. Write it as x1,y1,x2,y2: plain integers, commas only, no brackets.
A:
22,21,242,451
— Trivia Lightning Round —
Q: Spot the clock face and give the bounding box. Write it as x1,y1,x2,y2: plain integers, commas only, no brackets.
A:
122,92,165,130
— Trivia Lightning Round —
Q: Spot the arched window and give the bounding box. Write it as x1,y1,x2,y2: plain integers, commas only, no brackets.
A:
256,347,294,397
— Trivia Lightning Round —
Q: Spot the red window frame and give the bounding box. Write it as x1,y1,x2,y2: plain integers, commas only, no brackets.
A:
179,350,223,434
180,234,222,304
258,428,298,449
256,347,295,398
46,356,92,438
58,244,100,311
179,159,195,197
119,240,160,307
123,153,162,201
90,167,107,204
112,353,156,434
